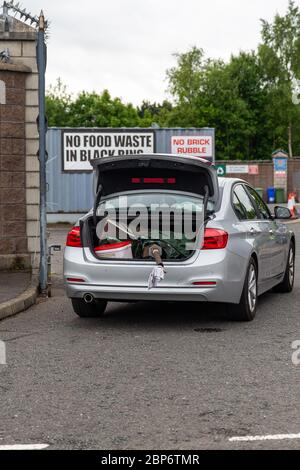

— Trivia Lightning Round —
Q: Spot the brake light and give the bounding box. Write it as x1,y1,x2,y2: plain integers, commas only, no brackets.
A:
143,178,164,184
66,226,82,247
131,177,176,184
202,228,228,250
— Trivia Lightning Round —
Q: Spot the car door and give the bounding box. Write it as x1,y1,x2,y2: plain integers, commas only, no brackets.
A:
232,184,275,289
246,185,287,278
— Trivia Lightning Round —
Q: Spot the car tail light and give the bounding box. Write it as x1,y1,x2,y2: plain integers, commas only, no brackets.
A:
202,228,228,250
66,226,82,247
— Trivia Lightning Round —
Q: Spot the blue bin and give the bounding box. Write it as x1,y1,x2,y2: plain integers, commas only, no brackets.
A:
267,187,276,203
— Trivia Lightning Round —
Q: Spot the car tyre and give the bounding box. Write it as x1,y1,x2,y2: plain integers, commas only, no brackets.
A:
71,298,107,318
226,258,258,322
273,242,295,293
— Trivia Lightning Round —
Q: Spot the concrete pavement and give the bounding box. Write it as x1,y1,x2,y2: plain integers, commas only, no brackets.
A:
0,272,31,304
0,271,38,321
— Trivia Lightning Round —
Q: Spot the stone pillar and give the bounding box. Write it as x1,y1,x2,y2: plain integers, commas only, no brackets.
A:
0,63,30,269
0,15,40,271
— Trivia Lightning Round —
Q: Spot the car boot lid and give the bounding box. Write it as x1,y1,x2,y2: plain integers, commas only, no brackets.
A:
91,154,219,204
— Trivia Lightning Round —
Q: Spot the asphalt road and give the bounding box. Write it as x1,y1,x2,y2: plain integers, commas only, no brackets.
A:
0,223,300,450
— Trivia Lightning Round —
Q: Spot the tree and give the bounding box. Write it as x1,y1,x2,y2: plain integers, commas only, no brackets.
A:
46,85,142,128
167,47,204,106
68,90,140,128
165,47,205,127
137,100,173,127
165,48,263,160
225,52,269,159
258,0,300,157
46,78,72,127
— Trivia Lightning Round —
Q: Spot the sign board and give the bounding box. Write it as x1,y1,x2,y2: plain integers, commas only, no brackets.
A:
226,164,249,174
273,155,288,197
62,129,155,172
171,135,214,162
274,158,288,174
249,165,259,175
216,164,226,177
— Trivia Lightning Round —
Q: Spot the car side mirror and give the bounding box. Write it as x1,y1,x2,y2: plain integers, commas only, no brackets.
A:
274,206,292,220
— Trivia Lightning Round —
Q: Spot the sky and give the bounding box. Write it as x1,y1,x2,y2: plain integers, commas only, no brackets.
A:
7,0,292,104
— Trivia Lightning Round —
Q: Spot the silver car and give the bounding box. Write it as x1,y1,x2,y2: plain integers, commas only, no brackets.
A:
64,154,295,321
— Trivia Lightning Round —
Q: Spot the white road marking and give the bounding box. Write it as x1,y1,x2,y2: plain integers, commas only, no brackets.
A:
0,444,49,450
229,433,300,443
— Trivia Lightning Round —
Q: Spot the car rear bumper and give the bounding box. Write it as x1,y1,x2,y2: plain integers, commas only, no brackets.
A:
64,246,246,304
66,283,216,302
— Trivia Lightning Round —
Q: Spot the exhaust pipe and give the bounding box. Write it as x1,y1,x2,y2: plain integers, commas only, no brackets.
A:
83,293,94,304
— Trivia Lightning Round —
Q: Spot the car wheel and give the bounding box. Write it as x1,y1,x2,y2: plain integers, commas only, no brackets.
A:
71,298,107,318
273,242,295,293
226,258,258,322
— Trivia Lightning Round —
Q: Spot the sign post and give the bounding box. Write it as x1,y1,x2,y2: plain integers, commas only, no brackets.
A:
37,11,48,294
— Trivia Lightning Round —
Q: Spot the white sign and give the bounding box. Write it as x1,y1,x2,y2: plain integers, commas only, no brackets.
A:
171,136,213,161
63,131,155,171
226,164,249,174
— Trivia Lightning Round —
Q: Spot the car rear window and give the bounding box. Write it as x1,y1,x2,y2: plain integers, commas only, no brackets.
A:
98,192,214,213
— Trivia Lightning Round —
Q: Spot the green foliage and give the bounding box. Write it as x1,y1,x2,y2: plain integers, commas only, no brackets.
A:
46,82,141,128
67,90,140,128
46,1,300,160
137,100,173,127
260,0,300,81
46,78,72,127
166,47,205,106
258,0,300,157
164,52,264,159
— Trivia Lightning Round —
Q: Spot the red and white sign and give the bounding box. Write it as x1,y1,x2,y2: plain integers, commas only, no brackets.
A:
249,165,259,175
171,136,213,160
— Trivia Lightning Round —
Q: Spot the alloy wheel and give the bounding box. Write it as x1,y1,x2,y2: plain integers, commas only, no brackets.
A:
289,248,295,286
248,264,257,313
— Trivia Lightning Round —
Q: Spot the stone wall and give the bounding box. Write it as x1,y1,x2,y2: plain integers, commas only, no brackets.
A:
0,16,39,271
0,64,29,268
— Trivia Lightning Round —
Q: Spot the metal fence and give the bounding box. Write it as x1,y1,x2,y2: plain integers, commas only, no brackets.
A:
46,127,215,216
